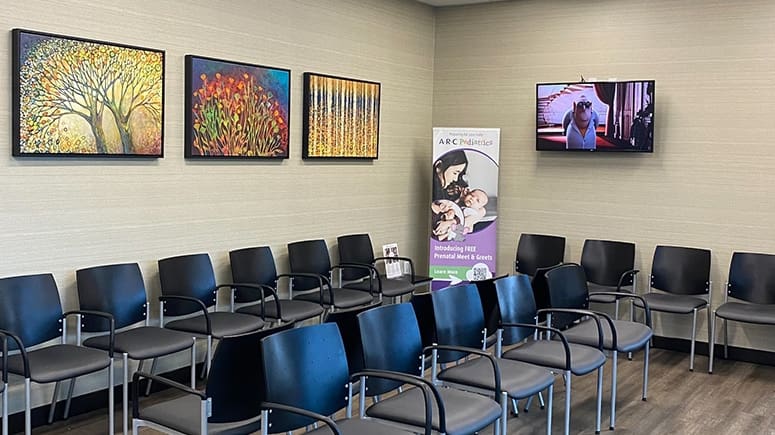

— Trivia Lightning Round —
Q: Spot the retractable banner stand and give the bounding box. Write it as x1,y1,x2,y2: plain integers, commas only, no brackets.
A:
429,127,500,290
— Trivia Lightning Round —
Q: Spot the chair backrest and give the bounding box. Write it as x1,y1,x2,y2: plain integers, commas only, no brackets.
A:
158,253,218,316
545,263,589,329
651,245,711,295
229,246,278,303
260,323,349,432
323,302,381,375
473,275,508,338
337,234,375,282
358,303,424,396
431,283,485,363
493,275,538,346
0,273,63,350
287,239,332,291
410,292,437,348
206,322,294,423
515,233,565,276
727,252,775,304
581,239,636,287
76,263,148,331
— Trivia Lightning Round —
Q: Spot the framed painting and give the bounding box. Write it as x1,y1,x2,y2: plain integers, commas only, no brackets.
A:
185,55,290,159
302,72,380,159
12,29,165,157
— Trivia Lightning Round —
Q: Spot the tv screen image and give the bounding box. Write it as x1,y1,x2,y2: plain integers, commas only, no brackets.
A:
536,80,654,152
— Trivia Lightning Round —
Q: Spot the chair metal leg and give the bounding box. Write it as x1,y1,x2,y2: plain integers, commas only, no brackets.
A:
48,381,61,424
205,336,213,378
546,383,553,435
511,398,519,416
63,377,76,419
261,410,269,435
2,380,8,435
610,351,618,430
501,391,508,435
643,342,650,401
144,358,158,396
538,391,545,409
108,360,115,435
709,313,717,374
723,318,729,359
24,378,31,435
123,353,129,435
595,366,603,435
190,338,197,388
614,300,620,320
524,395,533,412
563,370,571,435
689,308,698,371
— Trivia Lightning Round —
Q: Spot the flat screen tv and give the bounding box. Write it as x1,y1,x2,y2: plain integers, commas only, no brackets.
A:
536,80,654,152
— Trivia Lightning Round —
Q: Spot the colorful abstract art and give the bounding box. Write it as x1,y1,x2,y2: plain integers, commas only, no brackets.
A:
185,55,290,159
12,29,165,157
302,72,380,159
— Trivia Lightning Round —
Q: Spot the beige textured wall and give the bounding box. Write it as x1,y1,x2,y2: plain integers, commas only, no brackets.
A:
433,0,775,350
0,0,434,412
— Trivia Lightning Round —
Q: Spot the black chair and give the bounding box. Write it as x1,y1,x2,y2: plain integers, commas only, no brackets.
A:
358,303,503,435
229,246,324,323
410,292,437,350
287,239,375,310
709,252,775,373
635,245,711,371
0,273,115,435
131,323,293,434
581,239,639,319
514,233,565,277
493,274,606,435
260,322,433,435
337,233,432,301
324,302,382,376
546,263,653,430
431,283,555,435
158,253,266,376
76,263,198,435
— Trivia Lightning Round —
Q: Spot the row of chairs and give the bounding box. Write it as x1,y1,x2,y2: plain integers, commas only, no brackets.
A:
516,233,775,373
132,265,652,435
0,234,430,435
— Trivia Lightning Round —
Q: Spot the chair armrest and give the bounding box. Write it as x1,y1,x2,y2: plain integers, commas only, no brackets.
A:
260,402,341,435
537,308,606,351
159,295,211,335
593,291,652,327
351,369,435,435
132,371,205,418
223,282,282,320
62,310,116,357
422,344,501,402
616,269,640,291
374,256,416,279
332,263,375,295
499,322,573,371
0,329,28,378
339,261,382,292
277,273,333,305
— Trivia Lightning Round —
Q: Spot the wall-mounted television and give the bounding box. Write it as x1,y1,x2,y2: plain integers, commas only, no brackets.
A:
536,80,654,152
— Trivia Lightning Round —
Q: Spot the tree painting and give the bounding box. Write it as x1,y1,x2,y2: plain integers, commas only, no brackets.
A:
13,30,164,156
303,73,380,159
186,56,290,159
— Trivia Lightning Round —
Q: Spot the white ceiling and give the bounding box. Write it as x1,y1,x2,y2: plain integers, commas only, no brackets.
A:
415,0,504,6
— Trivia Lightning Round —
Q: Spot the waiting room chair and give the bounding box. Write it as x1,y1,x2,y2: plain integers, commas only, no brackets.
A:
581,239,639,319
229,246,324,323
358,303,503,435
545,263,653,430
158,253,266,377
431,283,555,435
76,263,198,435
0,273,115,435
260,322,433,435
287,239,375,310
634,245,711,371
514,233,565,277
493,274,606,435
337,233,432,301
709,252,775,373
131,323,293,434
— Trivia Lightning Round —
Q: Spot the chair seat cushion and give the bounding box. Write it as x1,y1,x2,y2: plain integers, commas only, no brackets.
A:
438,356,554,399
502,340,606,376
366,386,501,435
716,302,775,325
587,283,631,304
164,312,265,338
306,418,417,435
635,293,707,314
237,300,324,323
4,344,111,383
345,277,414,298
562,319,653,353
83,326,194,360
139,394,262,435
294,288,374,309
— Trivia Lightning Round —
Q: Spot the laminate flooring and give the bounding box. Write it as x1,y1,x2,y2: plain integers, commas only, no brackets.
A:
21,348,775,434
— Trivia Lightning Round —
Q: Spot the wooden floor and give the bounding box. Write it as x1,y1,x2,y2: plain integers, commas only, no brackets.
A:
22,348,775,434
